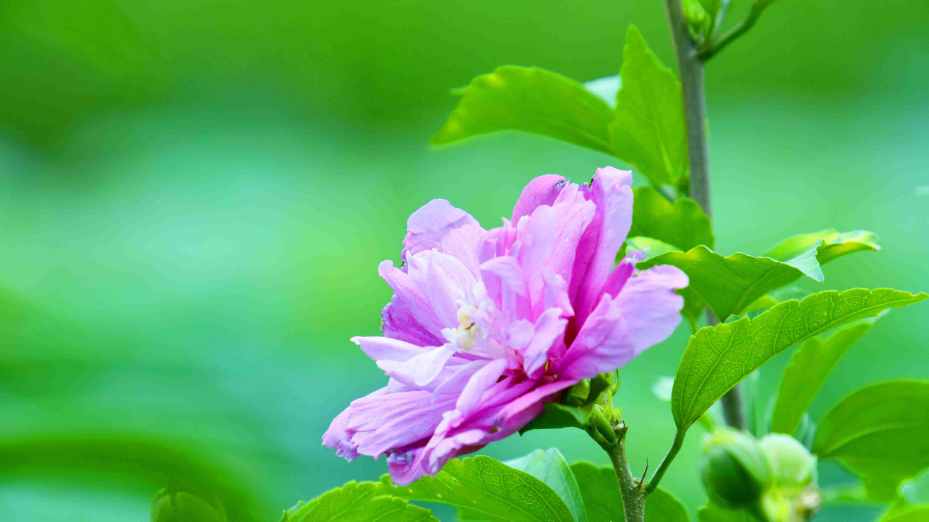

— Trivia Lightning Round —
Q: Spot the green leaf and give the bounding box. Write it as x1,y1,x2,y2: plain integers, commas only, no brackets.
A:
765,229,880,266
609,25,688,187
280,481,437,522
640,229,881,320
626,236,681,261
671,289,927,429
813,380,929,501
696,503,761,522
569,462,690,522
432,66,616,156
505,449,587,522
881,507,929,522
378,455,574,522
770,316,881,435
629,186,715,251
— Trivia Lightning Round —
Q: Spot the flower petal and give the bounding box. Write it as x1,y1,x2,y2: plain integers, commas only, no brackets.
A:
614,265,687,357
511,174,566,223
403,199,480,259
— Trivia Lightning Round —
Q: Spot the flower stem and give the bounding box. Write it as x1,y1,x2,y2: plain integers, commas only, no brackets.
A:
663,0,745,431
605,424,647,522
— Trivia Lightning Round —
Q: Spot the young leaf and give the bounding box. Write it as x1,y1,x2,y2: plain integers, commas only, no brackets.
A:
629,186,715,251
626,236,681,261
640,229,880,320
432,66,616,156
813,380,929,501
378,455,575,522
280,481,437,522
671,289,927,430
505,449,587,522
610,25,688,187
765,229,880,264
570,462,690,522
769,316,880,436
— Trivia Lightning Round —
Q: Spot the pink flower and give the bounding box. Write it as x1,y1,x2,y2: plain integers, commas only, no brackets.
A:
323,167,688,485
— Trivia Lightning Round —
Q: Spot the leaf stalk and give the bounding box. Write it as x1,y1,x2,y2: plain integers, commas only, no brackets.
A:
645,428,686,494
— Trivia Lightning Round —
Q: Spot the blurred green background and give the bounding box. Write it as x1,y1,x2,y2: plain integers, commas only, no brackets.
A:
0,0,927,520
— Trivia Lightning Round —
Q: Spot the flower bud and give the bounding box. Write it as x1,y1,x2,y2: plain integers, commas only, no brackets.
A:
591,404,618,444
700,428,772,508
151,482,227,522
564,379,591,406
758,434,817,489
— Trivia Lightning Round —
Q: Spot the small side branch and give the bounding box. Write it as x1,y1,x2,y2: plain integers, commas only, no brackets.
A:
645,428,686,494
699,0,781,60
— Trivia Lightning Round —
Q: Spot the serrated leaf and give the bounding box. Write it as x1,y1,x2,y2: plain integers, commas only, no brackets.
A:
813,380,929,501
640,229,881,320
505,449,587,522
609,25,688,187
629,186,715,251
671,289,927,429
378,455,574,522
696,503,760,522
569,462,690,522
770,316,880,436
432,66,615,156
281,481,437,522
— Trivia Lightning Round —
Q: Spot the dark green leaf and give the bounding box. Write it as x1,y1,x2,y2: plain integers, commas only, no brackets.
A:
770,316,880,435
569,462,690,522
280,481,437,522
640,229,880,320
671,289,927,429
609,25,688,186
505,449,587,522
378,455,574,522
629,186,715,251
432,66,615,155
813,380,929,501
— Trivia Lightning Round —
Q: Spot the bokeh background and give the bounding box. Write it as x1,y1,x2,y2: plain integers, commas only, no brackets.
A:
1,0,927,520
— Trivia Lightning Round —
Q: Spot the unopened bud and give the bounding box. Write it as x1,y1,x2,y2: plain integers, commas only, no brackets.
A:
758,434,817,489
564,379,591,406
151,482,227,522
591,405,617,444
700,428,772,508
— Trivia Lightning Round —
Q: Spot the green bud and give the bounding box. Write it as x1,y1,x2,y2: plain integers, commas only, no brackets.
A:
151,482,227,522
698,0,721,18
700,428,772,508
591,405,617,444
685,1,707,26
588,370,619,405
564,379,591,406
758,434,817,489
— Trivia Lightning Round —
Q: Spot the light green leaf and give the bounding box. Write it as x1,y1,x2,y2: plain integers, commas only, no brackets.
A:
813,380,929,501
671,289,927,429
696,503,761,522
378,455,574,522
640,229,881,320
609,25,688,187
765,229,880,265
584,75,621,107
881,507,929,522
770,316,880,436
626,236,681,261
280,481,437,522
506,449,587,522
569,462,690,522
432,66,616,156
629,186,715,251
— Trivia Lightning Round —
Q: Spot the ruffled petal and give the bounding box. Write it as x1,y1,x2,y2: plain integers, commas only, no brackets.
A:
614,265,687,357
511,174,566,223
403,199,480,260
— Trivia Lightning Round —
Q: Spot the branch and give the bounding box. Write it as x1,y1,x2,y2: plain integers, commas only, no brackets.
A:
606,424,647,522
699,0,781,60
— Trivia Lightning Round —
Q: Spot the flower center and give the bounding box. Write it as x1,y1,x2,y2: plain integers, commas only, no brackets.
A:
455,304,480,350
